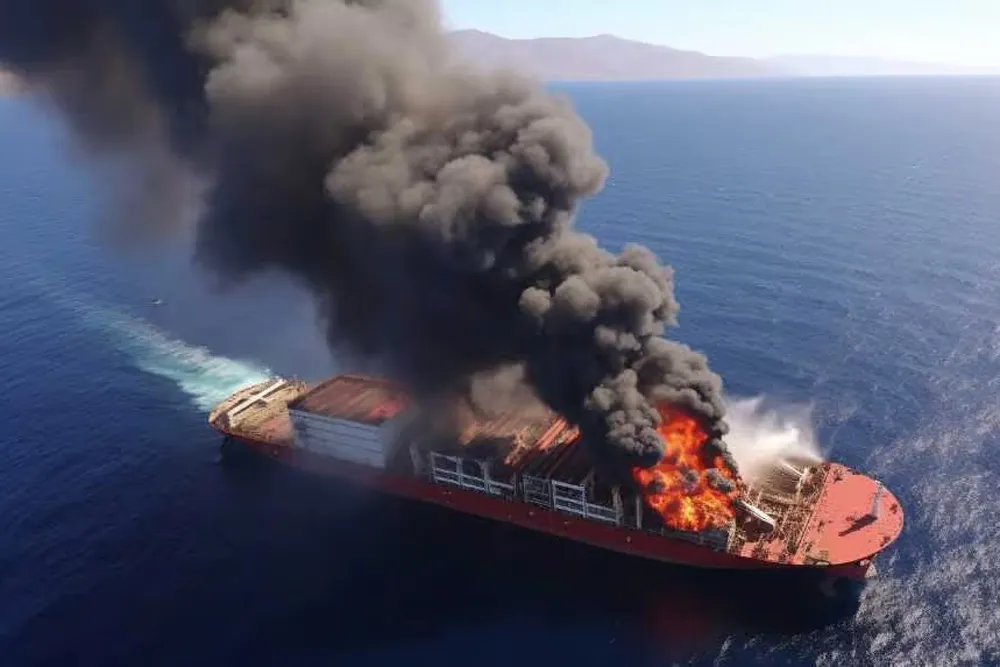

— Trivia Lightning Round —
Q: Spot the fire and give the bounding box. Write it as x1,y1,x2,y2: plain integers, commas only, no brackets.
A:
632,405,741,532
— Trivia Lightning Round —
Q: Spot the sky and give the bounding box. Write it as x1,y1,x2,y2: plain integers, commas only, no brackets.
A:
440,0,1000,68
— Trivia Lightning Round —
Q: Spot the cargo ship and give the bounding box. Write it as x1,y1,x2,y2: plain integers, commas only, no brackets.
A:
208,374,903,583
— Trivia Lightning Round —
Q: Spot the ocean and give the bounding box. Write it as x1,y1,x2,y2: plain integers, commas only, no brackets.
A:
2,77,999,666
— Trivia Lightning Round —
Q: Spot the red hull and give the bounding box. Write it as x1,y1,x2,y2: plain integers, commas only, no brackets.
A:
222,432,871,581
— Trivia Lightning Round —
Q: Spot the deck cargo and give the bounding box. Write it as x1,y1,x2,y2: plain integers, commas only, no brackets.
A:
208,374,904,583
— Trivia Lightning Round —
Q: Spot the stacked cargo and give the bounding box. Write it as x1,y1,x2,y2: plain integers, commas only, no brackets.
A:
287,375,412,469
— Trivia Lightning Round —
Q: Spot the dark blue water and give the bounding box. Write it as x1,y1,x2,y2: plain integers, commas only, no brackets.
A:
3,77,1000,666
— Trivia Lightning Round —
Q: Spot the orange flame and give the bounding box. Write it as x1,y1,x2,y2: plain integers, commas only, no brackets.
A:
366,398,407,422
632,405,741,532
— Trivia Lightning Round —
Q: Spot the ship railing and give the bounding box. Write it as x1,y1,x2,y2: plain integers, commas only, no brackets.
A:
473,460,517,498
429,453,487,493
483,470,516,498
427,452,519,498
486,479,515,498
551,480,622,526
521,475,553,509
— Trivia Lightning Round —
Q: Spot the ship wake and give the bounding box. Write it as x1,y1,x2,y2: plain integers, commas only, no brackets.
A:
41,283,272,412
102,312,273,412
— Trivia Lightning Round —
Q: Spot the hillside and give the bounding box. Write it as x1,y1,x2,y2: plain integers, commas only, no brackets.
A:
447,30,779,81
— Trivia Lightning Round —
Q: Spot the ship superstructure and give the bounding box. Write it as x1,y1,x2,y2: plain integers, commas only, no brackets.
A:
209,374,904,581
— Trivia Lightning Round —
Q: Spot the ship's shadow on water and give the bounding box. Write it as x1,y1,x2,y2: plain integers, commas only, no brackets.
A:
217,447,862,663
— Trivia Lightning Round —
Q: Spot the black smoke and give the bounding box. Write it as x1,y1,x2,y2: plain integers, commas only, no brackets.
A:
0,0,733,474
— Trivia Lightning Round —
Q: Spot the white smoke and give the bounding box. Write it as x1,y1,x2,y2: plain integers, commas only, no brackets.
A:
724,396,825,486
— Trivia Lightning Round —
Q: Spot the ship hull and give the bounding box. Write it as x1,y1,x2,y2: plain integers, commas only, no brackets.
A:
217,429,872,582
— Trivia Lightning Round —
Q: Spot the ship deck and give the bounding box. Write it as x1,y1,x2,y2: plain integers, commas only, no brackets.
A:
211,377,904,568
272,375,602,486
208,378,305,448
731,463,904,567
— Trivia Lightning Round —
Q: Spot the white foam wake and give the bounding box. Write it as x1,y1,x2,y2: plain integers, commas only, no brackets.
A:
98,311,273,412
724,396,825,486
34,279,273,412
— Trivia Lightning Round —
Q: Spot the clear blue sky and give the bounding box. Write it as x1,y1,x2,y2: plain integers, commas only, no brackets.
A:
440,0,1000,67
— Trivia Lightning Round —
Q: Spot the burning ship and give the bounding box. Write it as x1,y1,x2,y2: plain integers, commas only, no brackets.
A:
208,374,903,583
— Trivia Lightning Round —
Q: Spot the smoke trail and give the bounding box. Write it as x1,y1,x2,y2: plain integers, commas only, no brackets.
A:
0,0,731,474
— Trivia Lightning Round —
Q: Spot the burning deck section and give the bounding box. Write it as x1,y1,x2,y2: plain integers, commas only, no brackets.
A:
211,375,903,569
423,407,628,527
632,405,741,534
273,375,739,550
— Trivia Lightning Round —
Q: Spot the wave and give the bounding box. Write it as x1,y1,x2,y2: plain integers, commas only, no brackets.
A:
820,321,1000,667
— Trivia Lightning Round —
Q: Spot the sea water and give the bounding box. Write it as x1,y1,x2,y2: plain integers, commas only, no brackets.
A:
2,76,1000,666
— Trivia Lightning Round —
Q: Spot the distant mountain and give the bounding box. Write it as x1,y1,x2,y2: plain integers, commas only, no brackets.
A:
447,30,779,81
446,31,1000,82
769,55,1000,77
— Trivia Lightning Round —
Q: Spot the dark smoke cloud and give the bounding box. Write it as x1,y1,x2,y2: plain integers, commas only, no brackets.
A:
0,0,733,475
706,469,736,494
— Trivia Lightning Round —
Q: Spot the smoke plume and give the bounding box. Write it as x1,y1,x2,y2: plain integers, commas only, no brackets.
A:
724,397,823,486
0,0,732,474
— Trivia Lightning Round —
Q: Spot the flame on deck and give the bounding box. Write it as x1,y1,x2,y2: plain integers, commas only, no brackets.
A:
367,399,408,423
632,405,741,532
